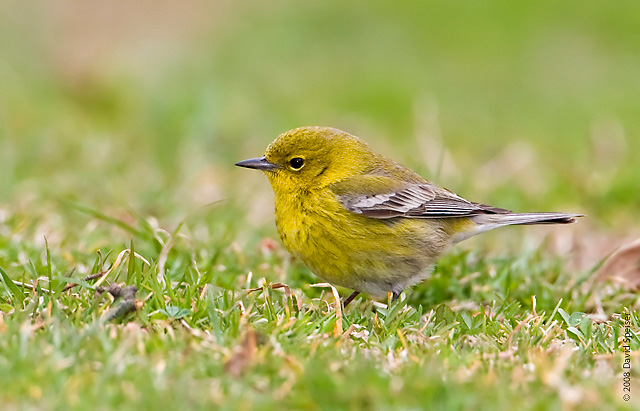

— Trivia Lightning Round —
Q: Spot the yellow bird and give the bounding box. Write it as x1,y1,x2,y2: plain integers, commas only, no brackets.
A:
236,126,580,306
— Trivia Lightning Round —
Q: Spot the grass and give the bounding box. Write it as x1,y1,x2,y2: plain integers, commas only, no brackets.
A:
1,211,638,410
1,1,640,409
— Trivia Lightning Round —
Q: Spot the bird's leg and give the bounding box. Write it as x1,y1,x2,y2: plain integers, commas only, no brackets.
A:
343,291,360,308
391,291,401,302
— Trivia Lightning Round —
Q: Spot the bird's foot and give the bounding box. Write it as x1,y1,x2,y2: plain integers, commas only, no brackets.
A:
343,291,360,308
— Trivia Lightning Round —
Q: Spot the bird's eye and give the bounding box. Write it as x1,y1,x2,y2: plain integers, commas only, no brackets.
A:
289,157,304,170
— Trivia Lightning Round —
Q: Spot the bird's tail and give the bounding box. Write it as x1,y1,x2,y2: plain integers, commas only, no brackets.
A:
452,212,582,244
472,212,581,227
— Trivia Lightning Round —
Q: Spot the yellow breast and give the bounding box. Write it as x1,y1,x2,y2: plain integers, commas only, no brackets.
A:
273,188,455,294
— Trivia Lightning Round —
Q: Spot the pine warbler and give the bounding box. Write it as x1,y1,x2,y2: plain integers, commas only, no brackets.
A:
236,126,580,305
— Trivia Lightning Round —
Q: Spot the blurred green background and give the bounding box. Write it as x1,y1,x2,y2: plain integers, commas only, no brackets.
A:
1,0,639,242
1,3,639,409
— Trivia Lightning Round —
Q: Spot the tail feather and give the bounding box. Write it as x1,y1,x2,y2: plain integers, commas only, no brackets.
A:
452,212,582,244
474,212,582,226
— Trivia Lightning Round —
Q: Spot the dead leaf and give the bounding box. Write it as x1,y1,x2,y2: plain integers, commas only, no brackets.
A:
596,238,640,290
223,328,257,378
246,282,301,313
310,283,343,335
259,238,279,254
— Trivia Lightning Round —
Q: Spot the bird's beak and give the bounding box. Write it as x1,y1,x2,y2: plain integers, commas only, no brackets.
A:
235,156,278,171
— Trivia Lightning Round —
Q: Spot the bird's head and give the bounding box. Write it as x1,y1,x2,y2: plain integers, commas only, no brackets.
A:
236,126,374,194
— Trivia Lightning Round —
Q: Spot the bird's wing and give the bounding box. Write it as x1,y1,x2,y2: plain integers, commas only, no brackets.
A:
330,175,509,219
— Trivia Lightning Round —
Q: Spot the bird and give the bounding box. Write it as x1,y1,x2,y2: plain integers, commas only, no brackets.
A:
236,126,581,306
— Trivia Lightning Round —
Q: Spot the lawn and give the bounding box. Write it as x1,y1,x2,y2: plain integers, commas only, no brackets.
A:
1,2,639,410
